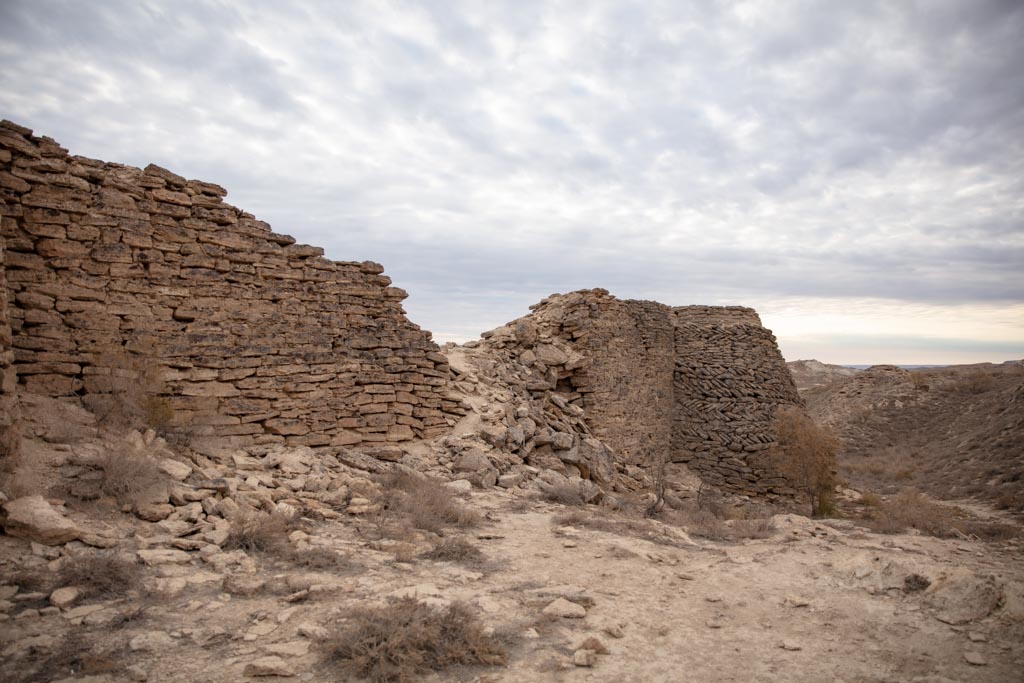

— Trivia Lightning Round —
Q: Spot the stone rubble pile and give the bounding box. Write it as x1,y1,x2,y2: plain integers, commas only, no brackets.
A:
432,337,620,502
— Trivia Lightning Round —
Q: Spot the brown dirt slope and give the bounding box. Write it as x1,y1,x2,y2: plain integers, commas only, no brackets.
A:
786,359,859,392
802,362,1024,510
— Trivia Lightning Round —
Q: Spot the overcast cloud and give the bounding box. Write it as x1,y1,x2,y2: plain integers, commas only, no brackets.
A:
2,0,1022,363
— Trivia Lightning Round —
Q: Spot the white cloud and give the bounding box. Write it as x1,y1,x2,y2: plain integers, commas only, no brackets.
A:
1,0,1022,363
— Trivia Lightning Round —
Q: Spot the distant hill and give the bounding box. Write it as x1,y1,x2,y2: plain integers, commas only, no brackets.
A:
800,363,1024,512
786,359,859,391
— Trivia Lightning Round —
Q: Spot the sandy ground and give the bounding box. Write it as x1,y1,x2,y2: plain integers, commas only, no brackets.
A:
3,485,1021,683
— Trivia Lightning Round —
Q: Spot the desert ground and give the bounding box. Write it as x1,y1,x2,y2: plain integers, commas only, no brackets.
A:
1,360,1022,683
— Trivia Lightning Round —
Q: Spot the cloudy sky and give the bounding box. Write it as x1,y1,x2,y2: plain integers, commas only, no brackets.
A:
2,0,1022,364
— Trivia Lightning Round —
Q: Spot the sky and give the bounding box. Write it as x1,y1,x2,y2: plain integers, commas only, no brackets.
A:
1,0,1022,365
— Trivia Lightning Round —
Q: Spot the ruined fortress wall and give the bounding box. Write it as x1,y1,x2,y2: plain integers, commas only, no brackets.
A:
671,307,802,495
490,290,802,495
546,292,675,466
0,120,460,449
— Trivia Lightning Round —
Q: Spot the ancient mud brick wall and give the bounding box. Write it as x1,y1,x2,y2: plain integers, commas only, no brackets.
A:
671,306,802,495
481,291,801,495
0,120,460,449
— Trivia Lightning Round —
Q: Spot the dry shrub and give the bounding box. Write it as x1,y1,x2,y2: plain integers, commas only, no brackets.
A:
858,492,882,507
994,491,1024,512
378,471,479,534
420,537,484,565
321,597,507,682
945,370,995,395
866,490,959,537
57,551,143,599
840,447,915,486
955,520,1021,542
551,509,690,547
551,510,590,527
86,344,174,433
99,444,166,506
223,510,299,554
675,508,730,541
391,542,418,564
728,517,776,540
30,632,124,682
285,547,357,571
766,406,839,517
866,490,1020,540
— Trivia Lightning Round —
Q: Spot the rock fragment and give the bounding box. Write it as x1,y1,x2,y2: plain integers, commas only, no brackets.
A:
542,597,586,618
1,496,80,545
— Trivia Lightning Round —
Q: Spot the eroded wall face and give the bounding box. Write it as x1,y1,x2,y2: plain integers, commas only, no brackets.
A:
672,307,802,495
0,120,461,449
566,298,675,466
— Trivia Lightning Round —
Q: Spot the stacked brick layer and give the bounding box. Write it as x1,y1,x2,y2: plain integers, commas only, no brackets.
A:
0,121,461,449
672,307,803,494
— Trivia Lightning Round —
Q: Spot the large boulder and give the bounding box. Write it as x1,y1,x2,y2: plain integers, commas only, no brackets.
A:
1,495,81,545
925,568,1004,625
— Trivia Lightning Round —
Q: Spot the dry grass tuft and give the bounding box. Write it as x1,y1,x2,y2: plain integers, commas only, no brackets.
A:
285,546,357,571
729,517,776,539
378,471,480,534
994,491,1024,512
674,508,731,541
321,597,507,682
30,632,124,682
866,490,959,537
223,510,300,554
99,444,166,506
57,551,143,599
551,509,690,548
944,370,996,395
858,491,883,507
420,536,484,565
864,490,1021,540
